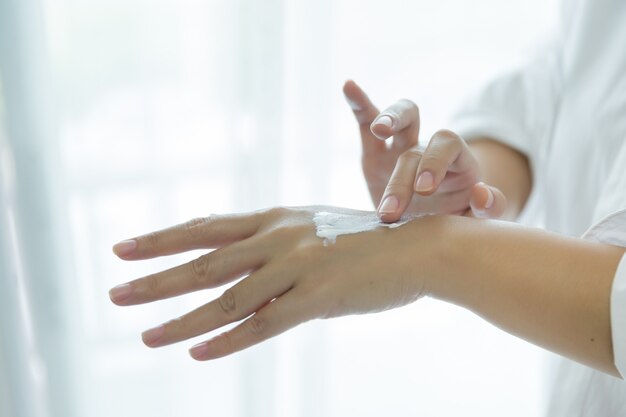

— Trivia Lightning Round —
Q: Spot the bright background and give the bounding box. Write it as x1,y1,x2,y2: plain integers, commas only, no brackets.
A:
0,0,558,416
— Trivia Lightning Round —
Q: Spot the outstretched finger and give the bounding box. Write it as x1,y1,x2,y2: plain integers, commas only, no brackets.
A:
188,288,312,360
370,98,420,150
109,235,268,306
140,262,293,349
112,212,262,261
469,182,507,219
343,80,385,155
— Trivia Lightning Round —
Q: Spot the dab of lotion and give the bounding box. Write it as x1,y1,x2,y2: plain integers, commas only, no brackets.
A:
313,211,413,245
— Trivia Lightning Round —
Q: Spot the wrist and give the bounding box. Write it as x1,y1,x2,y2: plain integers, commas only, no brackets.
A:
395,214,461,300
412,215,482,307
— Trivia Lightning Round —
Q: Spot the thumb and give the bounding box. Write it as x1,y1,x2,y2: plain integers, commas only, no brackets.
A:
469,182,507,219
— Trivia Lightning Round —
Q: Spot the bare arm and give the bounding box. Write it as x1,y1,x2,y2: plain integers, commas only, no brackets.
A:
420,215,625,377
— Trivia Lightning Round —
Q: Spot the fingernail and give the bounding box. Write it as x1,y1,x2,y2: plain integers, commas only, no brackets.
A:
189,342,209,359
378,195,399,214
374,115,394,128
414,171,434,192
109,283,133,303
113,239,137,257
142,324,165,346
483,185,494,209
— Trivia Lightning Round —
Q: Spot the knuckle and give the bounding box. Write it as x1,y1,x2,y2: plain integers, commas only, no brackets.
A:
432,129,464,149
218,289,237,316
398,98,419,113
419,152,441,166
260,206,290,226
167,316,188,335
215,331,234,353
433,128,460,140
267,225,292,242
398,147,423,163
418,154,448,174
191,255,211,286
184,216,212,237
385,176,411,192
267,206,289,218
145,274,162,294
246,315,267,336
290,241,320,265
144,232,160,250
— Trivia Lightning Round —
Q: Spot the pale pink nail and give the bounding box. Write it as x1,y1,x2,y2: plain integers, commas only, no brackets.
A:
414,171,434,192
109,283,133,303
374,115,394,128
142,325,165,346
378,195,399,214
113,239,137,257
189,342,209,359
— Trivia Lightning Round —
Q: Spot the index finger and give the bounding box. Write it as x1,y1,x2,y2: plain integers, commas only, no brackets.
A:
112,212,262,260
343,80,385,155
414,129,477,196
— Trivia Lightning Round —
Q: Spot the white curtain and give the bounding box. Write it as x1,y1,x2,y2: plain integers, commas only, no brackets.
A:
0,0,558,416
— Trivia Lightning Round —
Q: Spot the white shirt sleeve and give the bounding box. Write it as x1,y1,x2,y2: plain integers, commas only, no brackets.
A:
583,209,626,378
612,254,626,378
448,44,562,166
446,44,563,222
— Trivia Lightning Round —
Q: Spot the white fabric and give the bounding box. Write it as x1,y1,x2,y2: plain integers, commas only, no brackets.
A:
612,247,626,385
449,0,626,414
584,210,626,378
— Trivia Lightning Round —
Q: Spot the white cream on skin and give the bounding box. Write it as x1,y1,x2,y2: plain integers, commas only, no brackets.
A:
313,211,415,245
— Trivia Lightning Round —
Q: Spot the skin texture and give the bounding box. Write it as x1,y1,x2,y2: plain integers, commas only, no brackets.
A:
110,207,624,377
428,216,624,377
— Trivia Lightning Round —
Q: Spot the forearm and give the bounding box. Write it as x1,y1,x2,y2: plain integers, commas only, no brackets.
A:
418,215,625,376
469,138,532,220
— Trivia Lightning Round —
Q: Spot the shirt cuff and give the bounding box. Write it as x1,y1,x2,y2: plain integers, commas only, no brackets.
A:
612,253,626,378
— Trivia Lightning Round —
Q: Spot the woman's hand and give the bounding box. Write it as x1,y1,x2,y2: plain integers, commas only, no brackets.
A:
109,205,624,375
343,80,507,223
109,206,431,360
